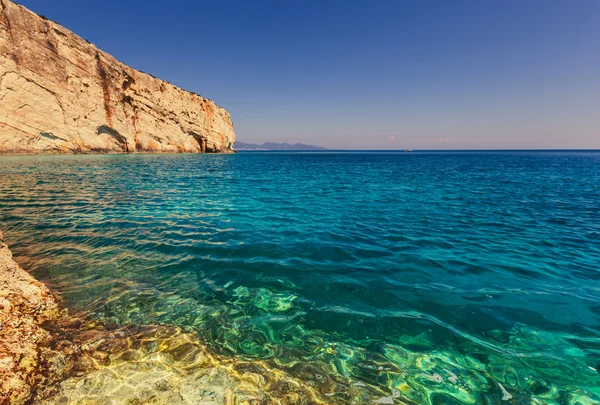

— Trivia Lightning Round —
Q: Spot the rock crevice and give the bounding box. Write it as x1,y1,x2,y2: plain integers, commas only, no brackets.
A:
0,0,235,154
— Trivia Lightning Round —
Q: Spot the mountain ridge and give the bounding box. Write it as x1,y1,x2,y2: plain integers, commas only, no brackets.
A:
235,141,327,151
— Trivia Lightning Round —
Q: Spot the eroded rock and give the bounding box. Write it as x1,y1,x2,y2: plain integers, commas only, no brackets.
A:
0,230,59,404
0,0,235,154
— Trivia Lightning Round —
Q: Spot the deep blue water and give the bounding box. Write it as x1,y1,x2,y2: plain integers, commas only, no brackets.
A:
1,151,599,404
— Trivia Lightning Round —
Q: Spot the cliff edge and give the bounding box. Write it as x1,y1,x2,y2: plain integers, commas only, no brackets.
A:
0,0,235,154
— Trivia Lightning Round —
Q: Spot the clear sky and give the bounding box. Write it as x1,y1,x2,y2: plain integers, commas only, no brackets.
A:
17,0,600,149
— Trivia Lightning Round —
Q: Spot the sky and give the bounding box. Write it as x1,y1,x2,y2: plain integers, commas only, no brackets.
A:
17,0,600,149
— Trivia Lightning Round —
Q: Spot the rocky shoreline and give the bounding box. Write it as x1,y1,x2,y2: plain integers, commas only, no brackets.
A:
0,230,61,404
0,231,373,405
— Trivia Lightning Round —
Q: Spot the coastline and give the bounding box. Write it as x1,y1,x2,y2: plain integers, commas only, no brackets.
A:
0,148,237,156
0,230,61,404
0,231,377,405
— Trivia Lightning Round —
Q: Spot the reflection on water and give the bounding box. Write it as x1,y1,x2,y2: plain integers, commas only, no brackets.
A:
1,152,600,404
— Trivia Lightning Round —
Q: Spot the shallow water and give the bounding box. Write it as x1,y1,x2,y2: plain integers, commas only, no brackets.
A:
1,151,599,404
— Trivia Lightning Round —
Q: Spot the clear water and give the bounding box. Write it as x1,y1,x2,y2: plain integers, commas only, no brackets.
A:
1,151,599,404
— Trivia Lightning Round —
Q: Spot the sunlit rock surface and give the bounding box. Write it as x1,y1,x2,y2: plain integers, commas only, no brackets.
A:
0,0,235,154
0,230,59,404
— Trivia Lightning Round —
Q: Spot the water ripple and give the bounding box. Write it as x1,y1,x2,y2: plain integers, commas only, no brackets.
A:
1,151,599,404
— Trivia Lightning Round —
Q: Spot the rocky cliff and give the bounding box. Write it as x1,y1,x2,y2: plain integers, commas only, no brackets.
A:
0,0,235,154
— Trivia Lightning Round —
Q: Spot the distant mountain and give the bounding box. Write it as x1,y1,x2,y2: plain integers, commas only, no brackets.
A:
234,141,327,151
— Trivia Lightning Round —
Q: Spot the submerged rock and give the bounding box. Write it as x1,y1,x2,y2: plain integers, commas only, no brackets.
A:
44,324,330,405
0,0,235,154
0,232,334,404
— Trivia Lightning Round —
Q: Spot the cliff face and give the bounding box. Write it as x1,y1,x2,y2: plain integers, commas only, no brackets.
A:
0,0,235,154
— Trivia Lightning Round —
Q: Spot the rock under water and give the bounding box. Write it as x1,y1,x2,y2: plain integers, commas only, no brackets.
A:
1,231,372,405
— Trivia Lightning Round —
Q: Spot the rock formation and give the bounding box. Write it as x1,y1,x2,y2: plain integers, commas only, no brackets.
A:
0,0,235,153
0,230,59,404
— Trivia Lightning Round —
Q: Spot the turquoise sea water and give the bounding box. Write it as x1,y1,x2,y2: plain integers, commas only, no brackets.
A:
1,151,599,404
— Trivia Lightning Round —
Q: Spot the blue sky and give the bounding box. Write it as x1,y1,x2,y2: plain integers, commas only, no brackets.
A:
18,0,600,149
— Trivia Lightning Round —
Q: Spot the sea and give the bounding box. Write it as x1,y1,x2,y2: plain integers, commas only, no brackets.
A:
1,150,599,404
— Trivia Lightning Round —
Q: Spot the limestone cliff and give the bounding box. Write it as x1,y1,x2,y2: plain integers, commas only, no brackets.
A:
0,0,235,154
